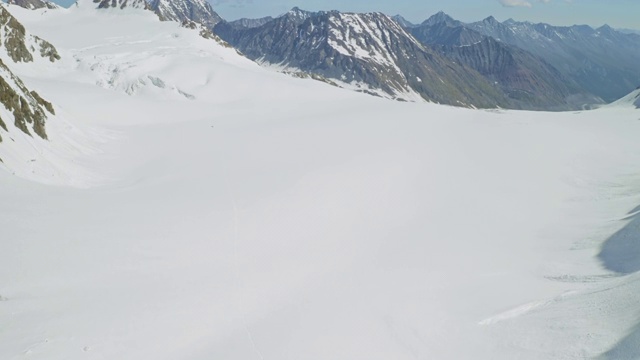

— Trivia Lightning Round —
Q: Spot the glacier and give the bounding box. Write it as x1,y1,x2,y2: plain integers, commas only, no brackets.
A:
1,2,640,359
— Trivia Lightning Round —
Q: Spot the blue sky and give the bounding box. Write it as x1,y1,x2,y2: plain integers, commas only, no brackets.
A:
209,0,639,29
50,0,639,29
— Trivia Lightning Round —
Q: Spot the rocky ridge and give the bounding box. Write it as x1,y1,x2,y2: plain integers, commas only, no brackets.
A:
7,0,59,10
465,16,640,102
408,12,601,110
0,4,58,141
215,9,510,107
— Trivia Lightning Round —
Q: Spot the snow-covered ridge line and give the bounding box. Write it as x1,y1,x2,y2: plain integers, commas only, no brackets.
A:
214,9,512,108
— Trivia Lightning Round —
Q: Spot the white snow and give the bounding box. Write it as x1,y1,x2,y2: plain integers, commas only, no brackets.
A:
2,3,640,360
609,88,640,109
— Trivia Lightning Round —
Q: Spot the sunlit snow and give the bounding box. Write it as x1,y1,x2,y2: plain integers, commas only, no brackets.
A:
1,2,640,359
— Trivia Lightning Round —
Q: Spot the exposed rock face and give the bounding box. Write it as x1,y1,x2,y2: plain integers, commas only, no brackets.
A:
408,13,599,110
149,0,222,29
226,16,273,30
0,5,61,63
7,0,59,10
466,17,640,102
0,5,58,141
436,38,586,110
0,58,54,141
93,0,149,9
215,9,509,107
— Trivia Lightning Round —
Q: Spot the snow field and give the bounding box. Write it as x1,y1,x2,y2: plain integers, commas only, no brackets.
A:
2,3,640,359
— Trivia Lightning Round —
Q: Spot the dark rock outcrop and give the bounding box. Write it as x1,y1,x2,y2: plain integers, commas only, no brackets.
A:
7,0,59,10
0,5,59,141
215,9,510,107
408,12,600,110
466,17,640,102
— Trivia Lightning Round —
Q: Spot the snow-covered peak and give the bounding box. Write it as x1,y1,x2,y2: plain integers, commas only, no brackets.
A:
226,16,273,29
324,11,422,64
284,6,313,22
597,24,613,32
482,15,500,25
150,0,222,28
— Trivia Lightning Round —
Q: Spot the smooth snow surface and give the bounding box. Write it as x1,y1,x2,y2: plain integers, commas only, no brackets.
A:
2,3,640,359
610,88,640,109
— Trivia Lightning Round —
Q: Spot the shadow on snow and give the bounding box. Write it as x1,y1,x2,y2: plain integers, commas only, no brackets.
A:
597,207,640,359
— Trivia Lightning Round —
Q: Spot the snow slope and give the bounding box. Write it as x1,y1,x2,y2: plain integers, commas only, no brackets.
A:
610,87,640,109
2,3,640,359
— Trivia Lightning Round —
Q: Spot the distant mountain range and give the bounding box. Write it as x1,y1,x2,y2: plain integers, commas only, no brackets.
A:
214,8,510,107
8,0,639,111
214,7,639,109
463,16,640,103
216,4,640,109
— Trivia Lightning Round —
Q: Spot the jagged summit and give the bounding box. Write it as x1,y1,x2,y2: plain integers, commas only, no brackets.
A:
6,0,58,10
149,0,222,28
284,6,313,22
409,12,483,47
596,24,619,36
422,11,459,27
